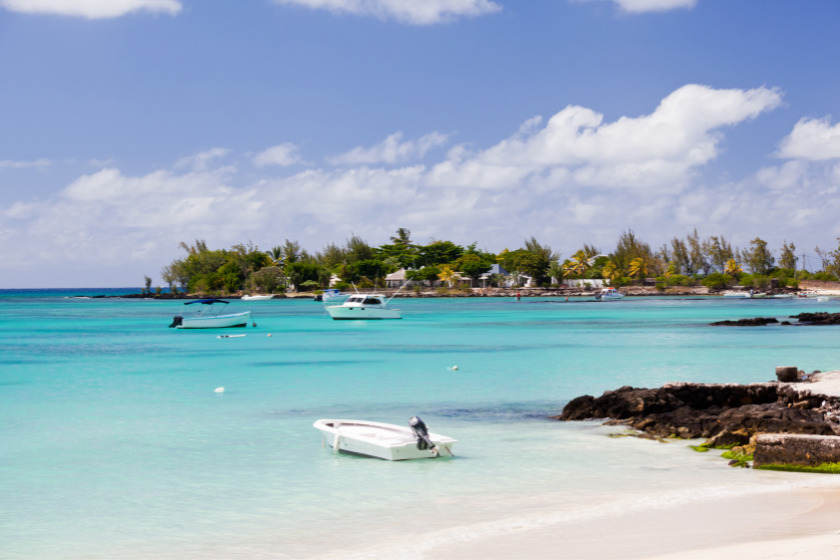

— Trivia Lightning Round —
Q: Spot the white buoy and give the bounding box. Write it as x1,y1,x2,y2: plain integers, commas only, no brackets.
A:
214,387,225,393
450,365,459,371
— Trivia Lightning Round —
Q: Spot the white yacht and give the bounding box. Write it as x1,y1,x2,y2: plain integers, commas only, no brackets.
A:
325,293,401,320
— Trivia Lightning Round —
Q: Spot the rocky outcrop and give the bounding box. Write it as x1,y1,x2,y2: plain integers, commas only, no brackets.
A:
753,434,840,469
711,312,840,326
556,380,840,447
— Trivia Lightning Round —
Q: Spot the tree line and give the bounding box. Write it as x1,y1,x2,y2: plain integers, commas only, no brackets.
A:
152,228,840,294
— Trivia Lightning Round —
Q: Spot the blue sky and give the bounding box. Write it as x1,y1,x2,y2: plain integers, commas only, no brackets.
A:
2,0,840,288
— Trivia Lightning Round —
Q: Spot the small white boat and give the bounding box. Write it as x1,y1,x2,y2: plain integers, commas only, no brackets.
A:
241,294,274,301
595,287,624,301
314,289,346,302
313,417,456,460
169,299,254,329
771,294,795,299
325,293,401,320
722,291,749,298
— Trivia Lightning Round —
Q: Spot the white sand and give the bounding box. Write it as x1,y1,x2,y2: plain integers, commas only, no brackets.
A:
423,375,840,560
800,370,840,398
426,488,840,560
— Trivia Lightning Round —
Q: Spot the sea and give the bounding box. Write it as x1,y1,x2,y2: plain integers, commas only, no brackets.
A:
3,289,840,559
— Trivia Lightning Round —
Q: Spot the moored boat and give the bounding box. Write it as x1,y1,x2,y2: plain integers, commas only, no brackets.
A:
324,293,401,319
594,287,624,301
169,299,254,329
241,294,274,301
313,417,456,460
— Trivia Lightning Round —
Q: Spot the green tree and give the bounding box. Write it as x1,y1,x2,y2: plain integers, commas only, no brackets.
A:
419,240,463,266
456,254,492,285
742,237,775,274
252,266,283,293
779,241,797,271
286,262,324,291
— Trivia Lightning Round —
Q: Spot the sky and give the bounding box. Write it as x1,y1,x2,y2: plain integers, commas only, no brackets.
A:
2,0,840,288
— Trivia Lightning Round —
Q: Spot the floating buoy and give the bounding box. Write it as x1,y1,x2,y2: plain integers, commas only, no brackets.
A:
267,333,272,337
214,387,225,393
449,365,459,371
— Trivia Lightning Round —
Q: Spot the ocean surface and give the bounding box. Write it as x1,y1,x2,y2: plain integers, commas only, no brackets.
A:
3,290,840,559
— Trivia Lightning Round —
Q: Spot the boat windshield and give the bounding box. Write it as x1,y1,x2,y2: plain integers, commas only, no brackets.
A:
363,297,381,305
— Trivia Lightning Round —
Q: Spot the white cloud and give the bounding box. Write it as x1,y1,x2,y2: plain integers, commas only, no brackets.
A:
777,117,840,161
271,0,501,25
174,148,232,172
1,84,809,288
253,143,304,167
0,158,50,169
427,84,782,191
613,0,696,13
328,132,449,165
0,0,181,18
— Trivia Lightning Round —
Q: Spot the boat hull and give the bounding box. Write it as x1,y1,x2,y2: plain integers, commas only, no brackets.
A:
325,306,401,320
176,311,252,329
313,419,455,460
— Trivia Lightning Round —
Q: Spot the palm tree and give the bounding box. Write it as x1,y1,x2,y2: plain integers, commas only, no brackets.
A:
563,250,590,277
602,261,620,285
725,258,743,276
267,246,283,266
628,257,647,282
664,261,677,279
438,264,456,288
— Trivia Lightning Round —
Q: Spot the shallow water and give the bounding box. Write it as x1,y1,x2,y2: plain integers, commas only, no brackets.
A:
2,291,840,559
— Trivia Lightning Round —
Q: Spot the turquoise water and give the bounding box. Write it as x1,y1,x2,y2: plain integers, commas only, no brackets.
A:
3,291,840,559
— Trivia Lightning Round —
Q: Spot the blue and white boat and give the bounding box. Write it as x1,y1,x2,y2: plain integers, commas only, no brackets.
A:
169,299,254,329
595,287,624,301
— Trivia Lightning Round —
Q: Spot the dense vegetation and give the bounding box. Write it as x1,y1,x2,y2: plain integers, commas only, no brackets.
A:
152,228,840,295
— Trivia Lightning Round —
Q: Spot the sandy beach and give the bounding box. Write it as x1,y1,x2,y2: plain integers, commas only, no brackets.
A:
425,372,840,560
422,480,840,560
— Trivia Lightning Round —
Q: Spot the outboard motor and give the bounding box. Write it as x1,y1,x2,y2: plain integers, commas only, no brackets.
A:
409,416,436,451
169,315,183,328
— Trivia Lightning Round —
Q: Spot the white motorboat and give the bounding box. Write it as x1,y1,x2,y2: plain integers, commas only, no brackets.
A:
325,293,401,320
314,288,346,302
723,290,766,299
594,287,624,301
168,299,254,329
313,417,456,460
241,294,274,301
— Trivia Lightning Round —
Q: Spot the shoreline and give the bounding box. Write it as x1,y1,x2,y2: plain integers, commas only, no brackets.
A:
424,485,840,560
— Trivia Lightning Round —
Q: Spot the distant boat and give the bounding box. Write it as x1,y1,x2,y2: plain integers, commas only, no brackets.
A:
313,289,345,302
313,417,456,460
594,287,624,301
168,299,254,329
241,294,274,301
324,293,401,320
724,290,766,299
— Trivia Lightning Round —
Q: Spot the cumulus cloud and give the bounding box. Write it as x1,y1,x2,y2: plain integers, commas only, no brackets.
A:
271,0,501,25
328,132,449,165
0,0,181,18
2,83,802,287
612,0,696,13
253,143,304,167
777,117,840,161
427,84,782,191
